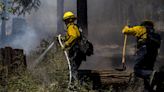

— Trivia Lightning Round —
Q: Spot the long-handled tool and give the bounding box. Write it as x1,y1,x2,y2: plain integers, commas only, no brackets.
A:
58,34,72,87
115,35,127,71
122,35,127,70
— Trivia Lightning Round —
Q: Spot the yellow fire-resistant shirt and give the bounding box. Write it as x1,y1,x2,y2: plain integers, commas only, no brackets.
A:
122,26,147,42
65,23,80,47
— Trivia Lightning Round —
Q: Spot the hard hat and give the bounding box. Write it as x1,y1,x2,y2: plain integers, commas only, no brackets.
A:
140,20,154,28
63,11,76,21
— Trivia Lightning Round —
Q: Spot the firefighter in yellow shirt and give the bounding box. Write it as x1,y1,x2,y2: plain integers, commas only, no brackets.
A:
122,21,161,91
62,11,81,82
62,11,80,49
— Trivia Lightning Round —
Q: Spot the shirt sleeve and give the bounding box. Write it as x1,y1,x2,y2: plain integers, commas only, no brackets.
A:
122,26,147,37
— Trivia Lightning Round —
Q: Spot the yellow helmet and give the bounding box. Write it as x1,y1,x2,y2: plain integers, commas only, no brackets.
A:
63,11,76,21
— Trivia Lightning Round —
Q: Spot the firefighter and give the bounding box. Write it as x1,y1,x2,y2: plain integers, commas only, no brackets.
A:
62,11,81,82
122,20,161,91
62,11,80,49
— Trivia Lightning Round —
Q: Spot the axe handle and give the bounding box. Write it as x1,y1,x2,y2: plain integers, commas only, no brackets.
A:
122,35,127,64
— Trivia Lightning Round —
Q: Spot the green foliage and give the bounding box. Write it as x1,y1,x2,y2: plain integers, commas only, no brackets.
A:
12,0,41,15
0,0,41,15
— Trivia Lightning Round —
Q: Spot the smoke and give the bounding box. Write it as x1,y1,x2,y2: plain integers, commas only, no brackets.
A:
10,25,39,55
1,0,163,69
1,0,58,54
7,0,77,55
80,0,164,69
23,0,59,54
26,0,57,38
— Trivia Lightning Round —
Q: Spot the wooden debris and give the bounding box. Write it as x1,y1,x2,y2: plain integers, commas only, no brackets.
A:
0,47,26,91
78,69,132,89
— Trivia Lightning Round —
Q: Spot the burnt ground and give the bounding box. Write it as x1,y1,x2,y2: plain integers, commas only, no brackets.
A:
79,32,164,70
78,42,164,91
79,44,135,71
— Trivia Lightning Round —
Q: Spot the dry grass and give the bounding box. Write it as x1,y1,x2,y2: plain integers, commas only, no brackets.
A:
3,40,95,92
1,39,145,92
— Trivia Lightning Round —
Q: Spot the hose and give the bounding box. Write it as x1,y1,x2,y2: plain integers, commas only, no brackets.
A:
31,34,72,88
57,34,72,87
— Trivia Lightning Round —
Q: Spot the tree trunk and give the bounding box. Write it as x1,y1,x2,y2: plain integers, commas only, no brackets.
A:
77,0,88,36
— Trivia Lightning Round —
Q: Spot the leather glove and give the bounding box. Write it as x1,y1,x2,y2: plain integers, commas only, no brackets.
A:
122,26,129,34
55,35,65,42
61,43,69,51
61,44,67,51
61,45,65,50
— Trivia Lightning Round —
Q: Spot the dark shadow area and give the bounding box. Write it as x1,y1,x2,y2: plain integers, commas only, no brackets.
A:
78,70,101,89
110,54,135,71
78,69,131,91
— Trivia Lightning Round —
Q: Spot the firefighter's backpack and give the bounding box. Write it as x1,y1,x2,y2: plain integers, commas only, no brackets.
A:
78,27,94,56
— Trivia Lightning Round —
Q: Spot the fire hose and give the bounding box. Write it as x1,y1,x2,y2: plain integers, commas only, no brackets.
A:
57,34,72,87
31,34,72,87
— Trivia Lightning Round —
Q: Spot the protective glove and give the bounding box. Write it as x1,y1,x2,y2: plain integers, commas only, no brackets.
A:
62,42,70,50
55,35,66,42
122,26,129,34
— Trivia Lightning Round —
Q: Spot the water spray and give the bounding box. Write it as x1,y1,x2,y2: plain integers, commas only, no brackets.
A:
31,41,55,68
31,34,72,88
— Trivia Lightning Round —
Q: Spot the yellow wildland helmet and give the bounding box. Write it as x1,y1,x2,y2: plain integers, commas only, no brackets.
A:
63,11,76,21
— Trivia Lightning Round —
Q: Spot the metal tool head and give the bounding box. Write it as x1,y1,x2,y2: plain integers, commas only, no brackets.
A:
115,63,126,71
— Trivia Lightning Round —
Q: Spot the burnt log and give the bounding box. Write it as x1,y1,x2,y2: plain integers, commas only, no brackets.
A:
78,69,132,89
0,47,26,91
